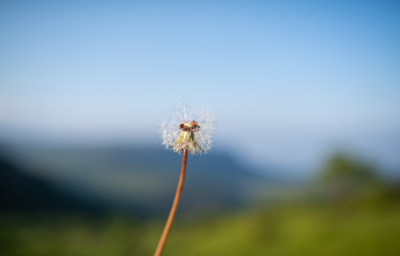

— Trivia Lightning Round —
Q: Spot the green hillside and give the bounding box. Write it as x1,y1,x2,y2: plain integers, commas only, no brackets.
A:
1,146,399,255
2,203,400,256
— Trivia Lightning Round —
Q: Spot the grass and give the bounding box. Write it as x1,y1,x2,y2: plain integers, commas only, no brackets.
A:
1,203,400,256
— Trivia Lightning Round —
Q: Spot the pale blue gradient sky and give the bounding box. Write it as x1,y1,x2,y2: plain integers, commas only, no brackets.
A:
1,0,400,174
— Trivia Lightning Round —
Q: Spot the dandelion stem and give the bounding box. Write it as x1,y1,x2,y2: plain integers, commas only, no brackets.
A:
154,149,188,256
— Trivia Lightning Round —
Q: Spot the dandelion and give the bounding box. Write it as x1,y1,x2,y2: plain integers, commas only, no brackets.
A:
154,105,214,256
161,105,214,154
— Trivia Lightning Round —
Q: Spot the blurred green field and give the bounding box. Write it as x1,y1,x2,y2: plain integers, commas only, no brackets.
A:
1,151,399,256
2,203,400,256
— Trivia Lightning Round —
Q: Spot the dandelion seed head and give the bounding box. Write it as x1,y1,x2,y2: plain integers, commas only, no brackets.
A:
161,105,214,154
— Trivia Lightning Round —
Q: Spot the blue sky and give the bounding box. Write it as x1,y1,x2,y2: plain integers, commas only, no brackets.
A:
1,0,399,174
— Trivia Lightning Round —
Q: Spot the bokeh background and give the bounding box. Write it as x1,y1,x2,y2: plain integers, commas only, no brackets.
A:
1,1,400,255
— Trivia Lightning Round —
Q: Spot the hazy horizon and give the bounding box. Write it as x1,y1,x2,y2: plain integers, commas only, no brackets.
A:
1,0,399,175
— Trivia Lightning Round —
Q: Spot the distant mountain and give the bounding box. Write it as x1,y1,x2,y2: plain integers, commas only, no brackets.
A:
0,144,275,216
0,154,101,213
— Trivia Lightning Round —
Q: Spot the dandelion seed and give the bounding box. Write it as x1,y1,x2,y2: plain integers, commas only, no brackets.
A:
161,105,214,154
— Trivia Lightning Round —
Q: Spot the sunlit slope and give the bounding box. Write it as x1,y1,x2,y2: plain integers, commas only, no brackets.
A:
2,204,400,256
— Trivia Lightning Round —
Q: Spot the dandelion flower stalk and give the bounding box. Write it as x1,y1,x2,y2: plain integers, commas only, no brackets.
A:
154,106,214,256
154,149,188,256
